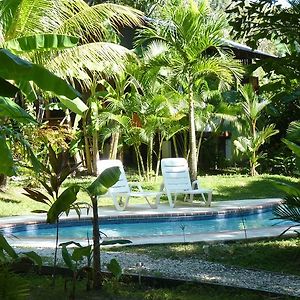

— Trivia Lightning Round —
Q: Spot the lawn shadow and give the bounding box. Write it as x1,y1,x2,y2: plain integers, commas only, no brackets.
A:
212,175,295,201
0,197,21,204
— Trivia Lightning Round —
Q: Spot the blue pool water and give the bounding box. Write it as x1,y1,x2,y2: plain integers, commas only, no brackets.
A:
3,209,293,239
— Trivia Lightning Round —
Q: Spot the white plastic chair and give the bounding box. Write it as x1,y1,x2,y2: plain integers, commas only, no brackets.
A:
160,158,212,208
97,159,161,211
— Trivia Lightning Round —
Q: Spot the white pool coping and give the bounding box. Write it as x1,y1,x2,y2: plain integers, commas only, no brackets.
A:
1,198,295,248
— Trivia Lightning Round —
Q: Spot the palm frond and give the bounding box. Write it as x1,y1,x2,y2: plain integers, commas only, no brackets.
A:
44,42,136,88
4,0,57,39
55,2,143,43
273,194,300,223
286,120,300,144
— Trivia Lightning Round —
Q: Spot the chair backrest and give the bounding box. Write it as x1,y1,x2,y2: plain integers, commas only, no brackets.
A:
97,159,130,194
161,158,192,192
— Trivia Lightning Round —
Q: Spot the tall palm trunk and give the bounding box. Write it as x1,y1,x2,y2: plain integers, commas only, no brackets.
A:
92,131,99,175
147,136,154,181
83,116,93,174
155,133,164,179
172,136,179,158
188,77,197,181
109,130,120,160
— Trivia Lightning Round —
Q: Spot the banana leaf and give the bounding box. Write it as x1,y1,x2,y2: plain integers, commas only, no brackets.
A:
0,48,80,100
0,97,37,123
86,167,120,197
47,185,80,224
5,34,78,53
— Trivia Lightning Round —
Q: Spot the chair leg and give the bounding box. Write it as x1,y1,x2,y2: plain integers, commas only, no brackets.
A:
155,193,162,207
143,196,158,209
205,191,212,207
111,194,127,211
167,192,175,208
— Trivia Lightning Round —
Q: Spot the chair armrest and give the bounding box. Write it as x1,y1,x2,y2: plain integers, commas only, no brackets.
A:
128,182,144,192
192,180,201,190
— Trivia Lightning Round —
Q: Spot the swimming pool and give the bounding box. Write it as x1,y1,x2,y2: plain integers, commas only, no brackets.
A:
2,208,293,239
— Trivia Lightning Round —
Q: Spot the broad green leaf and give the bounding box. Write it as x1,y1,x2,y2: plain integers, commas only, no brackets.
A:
61,245,75,271
58,96,88,116
72,245,92,262
59,241,82,248
0,135,16,176
86,167,120,197
47,185,80,223
0,49,80,100
22,251,42,268
0,97,36,123
107,258,122,280
101,239,132,245
0,77,19,97
5,34,79,53
0,234,18,259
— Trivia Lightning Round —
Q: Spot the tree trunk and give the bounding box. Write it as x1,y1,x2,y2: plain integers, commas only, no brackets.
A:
188,79,197,182
155,134,164,179
82,116,93,175
109,130,120,160
183,131,188,159
92,131,99,175
137,146,145,177
134,145,142,179
0,174,8,190
172,136,179,158
147,136,154,181
92,195,102,289
196,130,204,164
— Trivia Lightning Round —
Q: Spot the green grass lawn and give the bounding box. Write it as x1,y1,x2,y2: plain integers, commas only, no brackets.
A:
0,174,297,217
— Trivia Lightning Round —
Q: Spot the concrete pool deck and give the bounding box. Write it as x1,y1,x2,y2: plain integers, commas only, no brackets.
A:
1,198,295,247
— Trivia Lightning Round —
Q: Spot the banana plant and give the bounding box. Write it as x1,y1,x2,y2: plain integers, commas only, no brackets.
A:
85,166,121,289
59,241,93,299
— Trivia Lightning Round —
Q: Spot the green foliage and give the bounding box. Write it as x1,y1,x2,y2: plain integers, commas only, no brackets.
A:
0,49,80,100
0,234,18,260
106,258,122,280
0,268,29,300
86,167,121,197
136,0,243,180
234,84,279,176
0,234,42,269
46,185,80,223
272,121,300,226
4,34,79,53
0,97,36,123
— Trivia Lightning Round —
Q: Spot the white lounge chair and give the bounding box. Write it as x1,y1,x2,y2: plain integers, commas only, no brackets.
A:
160,158,212,208
97,159,161,211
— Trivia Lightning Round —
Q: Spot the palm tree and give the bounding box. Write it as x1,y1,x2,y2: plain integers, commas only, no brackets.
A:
234,84,279,176
136,0,242,181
